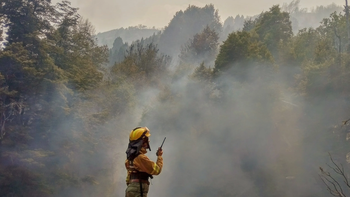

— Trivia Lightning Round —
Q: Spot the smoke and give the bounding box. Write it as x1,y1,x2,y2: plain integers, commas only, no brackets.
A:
107,60,350,197
49,0,343,34
21,2,347,196
16,30,345,197
12,44,347,197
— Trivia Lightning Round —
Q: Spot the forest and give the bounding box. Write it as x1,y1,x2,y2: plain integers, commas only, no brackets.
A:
1,0,350,196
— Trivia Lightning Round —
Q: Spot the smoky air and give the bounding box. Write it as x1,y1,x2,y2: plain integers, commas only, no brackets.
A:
0,1,348,197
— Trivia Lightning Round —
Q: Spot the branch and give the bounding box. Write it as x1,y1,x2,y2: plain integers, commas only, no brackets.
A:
320,167,346,197
341,118,350,127
319,153,350,197
0,99,25,140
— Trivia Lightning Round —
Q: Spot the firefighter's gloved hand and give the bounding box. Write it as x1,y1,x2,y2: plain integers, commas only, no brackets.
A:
156,147,163,156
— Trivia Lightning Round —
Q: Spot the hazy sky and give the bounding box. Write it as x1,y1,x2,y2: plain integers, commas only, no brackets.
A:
51,0,341,34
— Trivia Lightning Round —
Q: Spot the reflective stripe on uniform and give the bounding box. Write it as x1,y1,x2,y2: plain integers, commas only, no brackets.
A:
151,163,160,175
126,173,130,182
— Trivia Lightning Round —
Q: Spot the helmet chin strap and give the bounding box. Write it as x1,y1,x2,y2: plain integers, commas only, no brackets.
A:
143,136,151,151
147,141,151,151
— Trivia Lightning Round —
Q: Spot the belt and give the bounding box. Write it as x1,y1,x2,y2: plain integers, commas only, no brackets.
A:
130,172,151,180
130,179,149,184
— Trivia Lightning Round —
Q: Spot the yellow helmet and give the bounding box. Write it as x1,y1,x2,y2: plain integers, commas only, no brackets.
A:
129,127,151,141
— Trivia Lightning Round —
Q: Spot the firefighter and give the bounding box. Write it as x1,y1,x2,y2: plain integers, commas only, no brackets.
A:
125,127,163,197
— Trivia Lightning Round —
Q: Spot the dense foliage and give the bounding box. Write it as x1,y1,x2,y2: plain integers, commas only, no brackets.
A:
0,1,126,196
158,4,222,57
179,25,219,66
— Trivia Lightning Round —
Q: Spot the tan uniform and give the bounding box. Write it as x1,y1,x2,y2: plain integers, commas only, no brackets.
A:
125,147,163,197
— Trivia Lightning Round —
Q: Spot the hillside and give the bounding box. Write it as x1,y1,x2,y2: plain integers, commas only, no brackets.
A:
95,25,160,48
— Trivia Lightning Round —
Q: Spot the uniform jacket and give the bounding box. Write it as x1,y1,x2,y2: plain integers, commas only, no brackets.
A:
125,147,163,184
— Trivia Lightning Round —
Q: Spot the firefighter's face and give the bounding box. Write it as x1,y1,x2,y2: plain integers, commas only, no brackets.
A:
143,138,150,148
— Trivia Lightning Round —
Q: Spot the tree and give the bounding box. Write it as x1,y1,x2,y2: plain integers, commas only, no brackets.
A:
242,17,260,32
0,1,116,196
158,4,222,57
0,0,54,48
291,28,320,64
0,0,76,96
295,11,350,97
191,62,213,83
112,42,170,88
222,15,245,40
49,19,108,91
282,0,302,14
254,5,293,56
108,37,128,65
179,25,219,66
317,12,349,53
214,31,273,80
